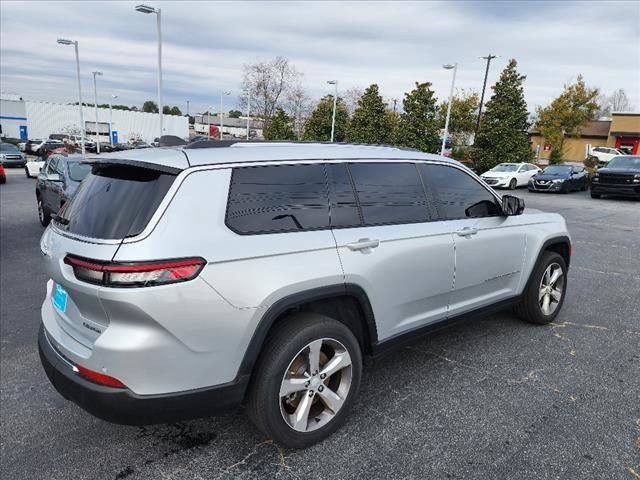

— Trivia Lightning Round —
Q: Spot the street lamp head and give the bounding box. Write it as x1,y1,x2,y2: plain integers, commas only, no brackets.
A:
223,91,231,96
443,64,456,70
327,80,337,85
57,38,75,45
135,4,157,14
111,94,118,99
93,71,103,76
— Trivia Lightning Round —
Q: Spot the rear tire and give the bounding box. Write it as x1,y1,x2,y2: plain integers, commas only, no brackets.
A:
246,313,362,449
25,167,31,178
38,198,51,227
515,251,567,325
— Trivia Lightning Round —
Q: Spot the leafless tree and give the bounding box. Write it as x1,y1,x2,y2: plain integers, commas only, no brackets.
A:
594,88,633,118
240,57,301,127
285,86,313,139
343,87,364,115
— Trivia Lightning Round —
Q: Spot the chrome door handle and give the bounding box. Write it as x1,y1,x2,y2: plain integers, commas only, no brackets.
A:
455,227,478,238
346,238,380,251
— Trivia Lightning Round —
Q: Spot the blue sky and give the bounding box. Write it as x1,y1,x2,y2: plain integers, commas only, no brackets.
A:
1,1,639,115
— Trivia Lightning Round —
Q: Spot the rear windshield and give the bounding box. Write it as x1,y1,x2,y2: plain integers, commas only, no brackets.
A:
57,164,176,239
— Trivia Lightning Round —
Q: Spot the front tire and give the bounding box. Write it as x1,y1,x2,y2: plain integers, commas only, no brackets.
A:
590,191,601,199
509,178,517,190
515,251,567,325
246,313,362,449
25,167,31,178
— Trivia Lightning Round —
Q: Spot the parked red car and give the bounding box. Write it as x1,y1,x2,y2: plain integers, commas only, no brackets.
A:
0,164,6,184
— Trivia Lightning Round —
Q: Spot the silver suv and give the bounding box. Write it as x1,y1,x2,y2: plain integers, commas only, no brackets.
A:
38,143,571,448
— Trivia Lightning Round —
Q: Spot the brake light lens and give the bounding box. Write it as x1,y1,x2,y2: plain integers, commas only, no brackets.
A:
75,364,127,388
64,255,206,287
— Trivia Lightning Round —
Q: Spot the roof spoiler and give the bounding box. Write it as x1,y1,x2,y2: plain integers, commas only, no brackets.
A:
82,157,182,175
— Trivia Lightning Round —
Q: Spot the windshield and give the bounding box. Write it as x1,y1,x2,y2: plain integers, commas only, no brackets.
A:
491,164,519,172
0,144,20,153
542,166,572,174
67,162,91,182
606,156,640,170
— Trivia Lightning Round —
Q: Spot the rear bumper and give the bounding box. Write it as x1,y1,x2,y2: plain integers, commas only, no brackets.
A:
38,325,249,425
591,184,640,197
1,159,26,167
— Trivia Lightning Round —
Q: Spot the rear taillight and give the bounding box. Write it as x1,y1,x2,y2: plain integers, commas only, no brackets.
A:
74,364,126,388
64,255,205,287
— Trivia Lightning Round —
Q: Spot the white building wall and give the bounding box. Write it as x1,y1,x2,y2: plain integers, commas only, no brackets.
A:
24,102,188,143
0,99,28,139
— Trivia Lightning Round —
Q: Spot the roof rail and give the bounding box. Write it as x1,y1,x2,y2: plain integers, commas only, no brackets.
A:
184,139,423,153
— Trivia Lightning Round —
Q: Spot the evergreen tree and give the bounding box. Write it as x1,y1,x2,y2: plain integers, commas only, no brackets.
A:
348,84,392,144
263,108,296,140
303,95,349,142
397,82,440,153
473,59,532,172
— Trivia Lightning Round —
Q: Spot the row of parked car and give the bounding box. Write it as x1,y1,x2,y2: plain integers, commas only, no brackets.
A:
480,157,640,199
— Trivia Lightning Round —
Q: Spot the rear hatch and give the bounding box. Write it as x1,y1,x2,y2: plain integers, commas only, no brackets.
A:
41,162,178,348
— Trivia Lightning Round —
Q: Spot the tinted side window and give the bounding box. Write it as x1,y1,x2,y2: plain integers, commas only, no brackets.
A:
325,163,361,228
421,164,502,219
46,158,58,175
226,164,329,234
348,163,429,225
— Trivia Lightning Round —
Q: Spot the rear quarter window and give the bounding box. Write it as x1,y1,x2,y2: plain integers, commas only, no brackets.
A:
226,164,330,234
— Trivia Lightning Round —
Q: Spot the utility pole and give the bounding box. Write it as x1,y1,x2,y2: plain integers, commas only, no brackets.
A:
392,98,397,113
186,100,189,117
475,53,498,136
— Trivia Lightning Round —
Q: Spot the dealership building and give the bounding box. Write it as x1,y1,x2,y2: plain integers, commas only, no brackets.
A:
529,112,640,161
0,95,188,144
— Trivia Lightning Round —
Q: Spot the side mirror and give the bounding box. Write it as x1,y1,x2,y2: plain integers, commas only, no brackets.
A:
47,173,62,182
502,195,525,216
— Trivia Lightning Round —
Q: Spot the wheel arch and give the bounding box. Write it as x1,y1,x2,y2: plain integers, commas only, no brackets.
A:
522,235,571,292
237,284,378,381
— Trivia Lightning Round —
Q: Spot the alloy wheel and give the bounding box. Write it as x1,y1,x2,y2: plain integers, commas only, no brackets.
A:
279,338,352,433
539,262,564,316
38,200,44,222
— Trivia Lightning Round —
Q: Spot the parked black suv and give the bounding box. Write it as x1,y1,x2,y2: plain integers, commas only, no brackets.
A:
591,156,640,199
36,154,91,226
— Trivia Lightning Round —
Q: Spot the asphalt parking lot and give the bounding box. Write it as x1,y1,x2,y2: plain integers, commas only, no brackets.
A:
1,166,639,480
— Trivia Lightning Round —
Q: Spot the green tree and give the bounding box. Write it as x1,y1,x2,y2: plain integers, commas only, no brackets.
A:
437,89,479,146
536,75,599,164
303,95,349,142
228,109,242,118
348,84,392,144
396,82,440,152
169,106,182,116
142,100,158,113
473,59,532,172
263,108,296,140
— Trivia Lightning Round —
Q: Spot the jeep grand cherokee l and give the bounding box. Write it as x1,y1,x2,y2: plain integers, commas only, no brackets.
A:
38,142,571,448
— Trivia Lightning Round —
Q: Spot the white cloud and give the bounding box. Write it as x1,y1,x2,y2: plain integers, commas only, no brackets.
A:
1,0,638,115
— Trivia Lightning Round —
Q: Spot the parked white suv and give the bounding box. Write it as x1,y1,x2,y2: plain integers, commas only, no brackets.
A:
588,147,624,167
38,143,571,448
480,162,541,189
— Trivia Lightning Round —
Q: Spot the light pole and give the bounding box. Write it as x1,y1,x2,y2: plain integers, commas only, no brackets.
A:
475,53,498,136
327,80,338,142
246,89,251,140
57,38,85,155
135,4,163,140
109,94,118,146
441,63,457,156
220,91,230,140
92,71,103,154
